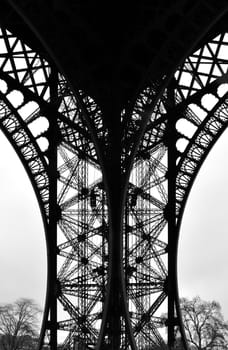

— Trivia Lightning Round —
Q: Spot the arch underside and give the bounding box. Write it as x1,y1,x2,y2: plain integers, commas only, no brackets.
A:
0,21,228,350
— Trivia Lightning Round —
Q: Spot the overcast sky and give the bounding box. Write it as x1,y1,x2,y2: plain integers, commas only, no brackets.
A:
0,132,47,310
178,126,228,320
1,123,228,325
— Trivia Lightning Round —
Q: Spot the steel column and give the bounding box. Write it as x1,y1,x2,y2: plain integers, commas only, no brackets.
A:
102,108,123,349
47,68,59,350
166,82,178,349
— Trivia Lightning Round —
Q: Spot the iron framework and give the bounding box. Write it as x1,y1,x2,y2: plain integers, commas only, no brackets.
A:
1,15,228,350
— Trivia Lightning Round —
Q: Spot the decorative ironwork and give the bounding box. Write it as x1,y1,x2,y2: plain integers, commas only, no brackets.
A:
0,26,108,349
2,11,228,350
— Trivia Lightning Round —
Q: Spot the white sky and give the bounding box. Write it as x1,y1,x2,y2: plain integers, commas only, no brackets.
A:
0,132,47,310
1,121,228,326
178,127,228,320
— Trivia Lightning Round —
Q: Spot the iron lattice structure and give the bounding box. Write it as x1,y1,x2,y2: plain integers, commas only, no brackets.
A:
1,2,228,350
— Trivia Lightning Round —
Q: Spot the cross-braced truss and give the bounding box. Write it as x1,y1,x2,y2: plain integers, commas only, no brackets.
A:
1,20,228,350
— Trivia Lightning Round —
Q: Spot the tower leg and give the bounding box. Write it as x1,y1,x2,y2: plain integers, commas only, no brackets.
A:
167,82,178,349
47,68,59,350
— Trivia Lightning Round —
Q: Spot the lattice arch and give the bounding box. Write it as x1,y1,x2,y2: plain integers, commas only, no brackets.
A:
123,30,228,349
2,14,228,350
0,25,110,349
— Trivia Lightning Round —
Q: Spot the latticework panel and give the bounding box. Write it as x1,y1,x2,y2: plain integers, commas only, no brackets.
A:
125,146,167,348
56,144,108,348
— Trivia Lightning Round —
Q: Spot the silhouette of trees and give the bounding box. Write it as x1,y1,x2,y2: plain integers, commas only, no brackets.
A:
180,296,228,350
0,298,41,350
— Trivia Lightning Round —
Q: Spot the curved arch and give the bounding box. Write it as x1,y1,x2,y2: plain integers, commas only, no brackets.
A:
174,33,228,348
0,25,110,349
123,27,228,349
3,3,228,350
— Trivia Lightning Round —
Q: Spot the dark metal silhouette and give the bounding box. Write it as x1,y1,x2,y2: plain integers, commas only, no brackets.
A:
1,2,228,349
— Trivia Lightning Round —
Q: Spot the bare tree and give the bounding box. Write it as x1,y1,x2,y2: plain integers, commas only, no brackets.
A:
0,298,41,350
180,296,228,350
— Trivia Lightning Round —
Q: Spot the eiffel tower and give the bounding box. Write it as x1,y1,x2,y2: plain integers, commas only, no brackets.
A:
1,1,228,349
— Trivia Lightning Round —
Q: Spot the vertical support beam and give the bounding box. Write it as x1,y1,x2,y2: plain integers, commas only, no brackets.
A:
98,103,123,349
107,123,122,350
108,191,122,349
47,67,59,350
98,103,137,350
166,82,178,349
